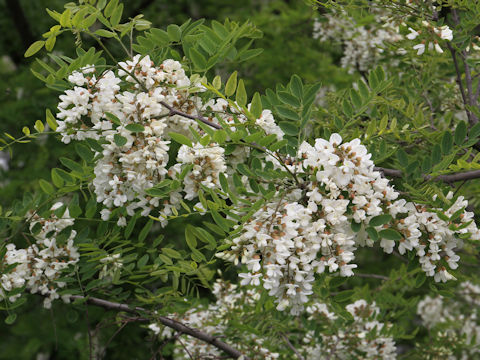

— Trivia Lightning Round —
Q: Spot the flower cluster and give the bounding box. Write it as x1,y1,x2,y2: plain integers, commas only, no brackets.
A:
219,134,480,313
406,21,453,55
417,282,480,358
99,253,123,280
313,9,402,73
150,280,280,359
0,203,79,308
171,142,227,200
304,300,397,359
56,55,283,226
149,281,397,359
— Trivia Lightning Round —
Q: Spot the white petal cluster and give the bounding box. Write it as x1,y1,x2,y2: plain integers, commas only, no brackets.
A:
218,133,480,313
56,55,284,226
408,22,453,55
152,280,279,359
313,10,402,73
417,282,480,359
99,253,123,280
0,203,79,308
304,299,397,359
171,142,227,200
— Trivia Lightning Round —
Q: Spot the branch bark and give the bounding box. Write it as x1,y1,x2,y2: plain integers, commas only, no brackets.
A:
69,295,248,359
159,101,222,130
281,333,305,360
374,167,480,183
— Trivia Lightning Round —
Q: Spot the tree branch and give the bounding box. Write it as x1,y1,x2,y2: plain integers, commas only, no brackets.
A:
374,167,480,183
69,295,247,359
447,8,478,125
159,101,222,130
355,273,389,281
281,333,305,360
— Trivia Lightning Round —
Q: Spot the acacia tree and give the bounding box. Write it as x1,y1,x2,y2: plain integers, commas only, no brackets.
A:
1,0,480,358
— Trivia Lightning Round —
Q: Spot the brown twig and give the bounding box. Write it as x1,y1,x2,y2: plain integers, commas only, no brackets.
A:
355,273,389,281
281,333,305,360
374,167,480,183
159,100,222,130
69,295,247,359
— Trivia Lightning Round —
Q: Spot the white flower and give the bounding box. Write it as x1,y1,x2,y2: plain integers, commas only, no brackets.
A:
413,43,425,55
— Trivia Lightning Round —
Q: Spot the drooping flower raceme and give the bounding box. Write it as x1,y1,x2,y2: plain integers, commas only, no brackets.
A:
313,9,402,73
407,21,453,55
304,299,397,359
0,203,79,308
149,280,397,359
55,55,284,226
417,282,480,359
218,134,480,314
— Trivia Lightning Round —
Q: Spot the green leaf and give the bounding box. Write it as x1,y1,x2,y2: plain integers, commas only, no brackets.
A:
46,109,58,131
60,9,71,27
213,130,227,144
162,247,181,259
113,134,127,147
137,254,149,269
454,121,467,145
5,313,17,325
211,210,231,232
369,214,392,227
275,106,300,121
60,157,83,174
277,91,300,108
75,144,94,162
105,112,121,125
25,41,45,57
236,79,247,107
250,92,263,118
168,132,192,147
342,99,353,117
290,75,303,98
95,29,116,38
185,225,197,250
34,120,45,133
212,75,221,89
333,290,355,302
278,121,298,136
397,148,408,167
470,122,480,138
39,179,54,195
51,168,64,188
441,131,453,154
138,219,153,243
358,80,370,99
350,89,362,108
125,124,145,133
104,0,118,18
351,221,361,232
365,227,379,241
189,48,207,70
379,228,403,240
415,272,426,288
82,14,97,29
124,213,138,238
225,71,237,97
167,24,181,42
110,3,123,27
